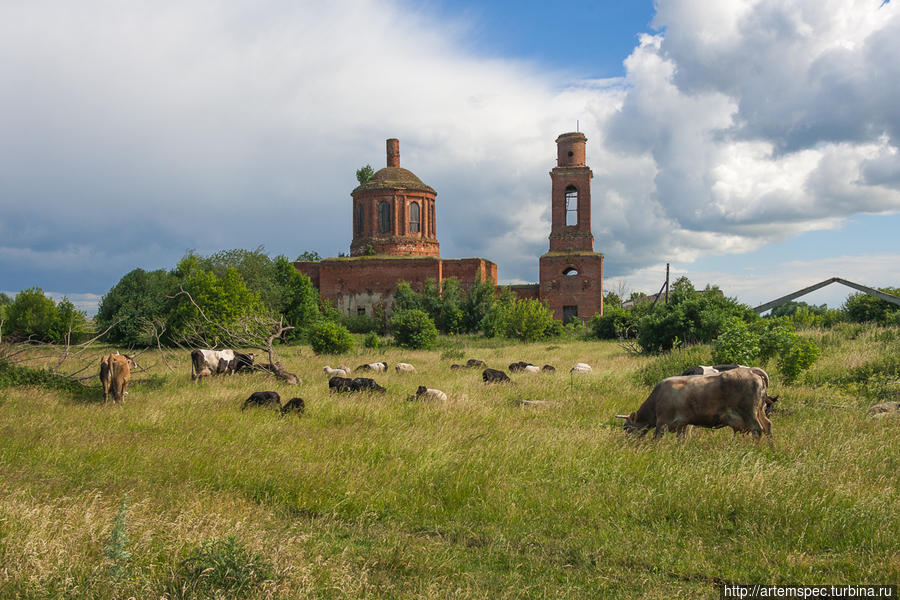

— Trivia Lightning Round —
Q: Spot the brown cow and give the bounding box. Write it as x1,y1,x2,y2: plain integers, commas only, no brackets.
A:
99,353,137,403
617,367,772,439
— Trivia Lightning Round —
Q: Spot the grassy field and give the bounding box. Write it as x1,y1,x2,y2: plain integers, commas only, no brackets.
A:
0,326,898,599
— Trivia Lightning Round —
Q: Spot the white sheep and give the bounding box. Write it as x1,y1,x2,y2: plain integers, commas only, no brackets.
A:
323,365,350,377
570,363,592,374
395,362,417,373
415,386,448,401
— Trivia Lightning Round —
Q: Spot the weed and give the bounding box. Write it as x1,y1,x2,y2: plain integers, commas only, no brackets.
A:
168,535,273,599
103,495,132,583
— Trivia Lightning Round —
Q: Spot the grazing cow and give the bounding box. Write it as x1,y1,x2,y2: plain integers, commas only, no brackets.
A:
617,367,772,439
570,363,592,374
509,361,535,373
241,391,281,411
191,349,254,382
281,397,306,415
323,365,350,378
523,365,541,373
483,368,512,384
395,362,417,373
99,353,137,403
466,359,486,368
541,365,556,373
414,386,448,401
356,362,388,372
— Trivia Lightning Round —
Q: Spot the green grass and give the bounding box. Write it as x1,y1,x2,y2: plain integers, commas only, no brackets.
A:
0,330,898,598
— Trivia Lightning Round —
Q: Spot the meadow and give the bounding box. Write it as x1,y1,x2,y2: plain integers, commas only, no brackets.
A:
0,325,898,599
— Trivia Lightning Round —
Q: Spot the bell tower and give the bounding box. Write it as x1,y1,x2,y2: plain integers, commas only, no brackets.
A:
539,132,604,322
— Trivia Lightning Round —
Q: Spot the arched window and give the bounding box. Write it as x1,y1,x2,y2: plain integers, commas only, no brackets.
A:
356,203,364,236
408,201,420,233
563,267,579,276
378,201,391,234
565,186,578,226
429,204,435,236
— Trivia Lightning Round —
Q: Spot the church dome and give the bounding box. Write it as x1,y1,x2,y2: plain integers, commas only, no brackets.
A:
354,166,435,195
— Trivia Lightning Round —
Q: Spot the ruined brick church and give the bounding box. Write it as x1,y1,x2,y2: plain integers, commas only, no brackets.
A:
294,133,603,322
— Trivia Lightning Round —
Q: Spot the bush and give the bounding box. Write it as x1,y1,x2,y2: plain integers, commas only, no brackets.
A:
169,535,272,600
842,287,900,325
712,317,821,382
363,331,380,349
504,298,554,342
391,309,438,350
590,307,633,339
344,313,383,334
712,317,759,365
308,320,354,354
2,288,89,344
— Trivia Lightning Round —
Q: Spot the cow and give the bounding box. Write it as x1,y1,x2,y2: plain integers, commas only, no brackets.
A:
99,353,137,403
395,362,416,373
483,368,511,384
323,365,350,377
616,367,773,439
241,391,281,411
570,363,592,374
280,397,306,415
541,365,556,373
682,366,778,416
191,349,254,382
356,362,388,372
414,386,448,401
509,361,535,373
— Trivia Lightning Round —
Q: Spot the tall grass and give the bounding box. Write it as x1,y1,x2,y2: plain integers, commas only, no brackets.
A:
0,330,897,598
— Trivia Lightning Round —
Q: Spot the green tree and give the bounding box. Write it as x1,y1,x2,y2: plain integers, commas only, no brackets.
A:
271,255,321,339
295,250,322,262
308,320,354,354
356,164,374,185
166,257,266,344
842,287,900,325
603,291,622,310
480,287,514,338
393,281,424,313
589,307,633,339
504,298,554,342
49,298,89,344
711,317,760,365
3,288,58,342
461,275,496,333
198,247,279,310
96,268,179,346
391,309,438,349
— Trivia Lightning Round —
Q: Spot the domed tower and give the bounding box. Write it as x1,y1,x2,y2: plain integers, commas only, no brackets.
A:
539,132,604,322
350,139,440,257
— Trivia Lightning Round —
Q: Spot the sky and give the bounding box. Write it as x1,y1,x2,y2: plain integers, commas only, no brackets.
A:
1,0,898,315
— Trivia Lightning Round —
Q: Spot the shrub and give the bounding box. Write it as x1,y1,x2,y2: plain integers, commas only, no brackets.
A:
712,317,759,365
391,309,438,350
343,313,383,334
363,331,380,349
169,535,272,600
590,307,633,339
104,496,131,583
308,320,354,354
778,337,821,383
504,298,554,342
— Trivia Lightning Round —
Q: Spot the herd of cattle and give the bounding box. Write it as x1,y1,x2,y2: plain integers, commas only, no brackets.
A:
98,348,801,439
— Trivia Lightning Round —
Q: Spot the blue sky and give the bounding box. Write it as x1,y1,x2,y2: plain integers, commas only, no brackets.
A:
1,0,898,314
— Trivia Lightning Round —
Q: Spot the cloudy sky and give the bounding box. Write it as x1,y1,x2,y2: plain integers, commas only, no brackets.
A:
2,0,898,314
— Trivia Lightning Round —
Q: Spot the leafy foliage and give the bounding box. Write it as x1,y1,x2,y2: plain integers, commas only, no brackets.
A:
2,288,88,343
0,360,92,398
96,269,178,346
356,164,374,185
391,309,438,349
589,307,634,340
308,320,354,354
713,317,821,382
170,535,272,600
271,255,321,339
363,331,380,349
503,298,555,342
842,287,900,325
295,250,322,262
711,317,760,365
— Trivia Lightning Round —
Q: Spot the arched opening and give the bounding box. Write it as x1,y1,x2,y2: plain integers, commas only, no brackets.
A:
378,201,391,234
565,186,578,226
356,203,364,236
429,204,435,236
408,201,420,233
563,267,579,276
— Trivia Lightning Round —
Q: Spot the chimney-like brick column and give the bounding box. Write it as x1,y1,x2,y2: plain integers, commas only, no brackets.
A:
387,138,400,167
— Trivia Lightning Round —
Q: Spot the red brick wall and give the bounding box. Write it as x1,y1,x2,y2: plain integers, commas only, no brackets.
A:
509,284,540,300
539,252,604,321
442,258,498,289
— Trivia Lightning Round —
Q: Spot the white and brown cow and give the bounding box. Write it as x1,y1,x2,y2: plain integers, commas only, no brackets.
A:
617,367,773,439
191,349,254,382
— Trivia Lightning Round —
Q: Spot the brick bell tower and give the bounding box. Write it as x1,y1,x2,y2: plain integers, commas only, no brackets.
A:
539,132,604,322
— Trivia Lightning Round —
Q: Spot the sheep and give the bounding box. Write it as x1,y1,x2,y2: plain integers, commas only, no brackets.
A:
414,386,448,401
570,363,592,374
323,365,351,377
395,362,417,373
356,362,388,372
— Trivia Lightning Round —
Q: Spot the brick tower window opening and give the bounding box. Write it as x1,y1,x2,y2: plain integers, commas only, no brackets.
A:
563,305,578,323
565,186,578,226
563,267,578,276
409,201,420,233
356,203,364,236
378,201,391,234
429,204,435,236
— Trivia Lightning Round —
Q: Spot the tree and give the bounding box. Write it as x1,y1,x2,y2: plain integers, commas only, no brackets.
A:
391,309,438,349
460,275,496,333
356,164,374,185
197,247,280,310
271,255,321,339
603,291,622,310
504,298,554,342
3,288,58,342
842,287,900,325
308,320,354,354
49,298,89,345
295,250,322,262
96,268,179,347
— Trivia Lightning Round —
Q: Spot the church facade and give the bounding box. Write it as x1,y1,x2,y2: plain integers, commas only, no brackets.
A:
295,133,603,322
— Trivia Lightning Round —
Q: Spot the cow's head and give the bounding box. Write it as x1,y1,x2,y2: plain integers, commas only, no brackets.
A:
125,354,137,369
616,411,651,435
764,394,779,416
